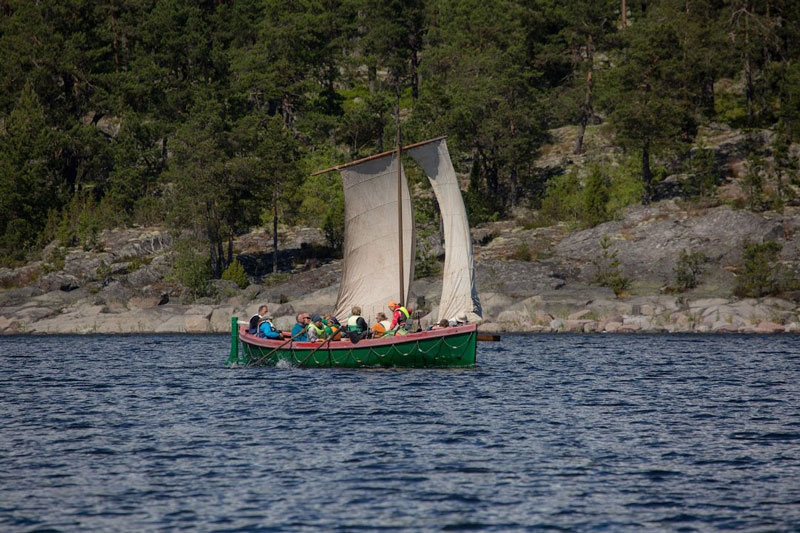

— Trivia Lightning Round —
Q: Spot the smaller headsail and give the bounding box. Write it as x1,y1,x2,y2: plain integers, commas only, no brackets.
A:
407,138,482,321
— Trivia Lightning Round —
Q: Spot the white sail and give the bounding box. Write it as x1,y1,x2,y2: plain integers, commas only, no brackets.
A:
407,139,482,321
333,153,415,322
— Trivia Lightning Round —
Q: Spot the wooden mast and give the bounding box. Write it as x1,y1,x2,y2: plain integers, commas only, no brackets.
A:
395,99,404,307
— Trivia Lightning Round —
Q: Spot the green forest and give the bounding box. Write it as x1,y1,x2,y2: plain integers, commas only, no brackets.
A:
2,0,799,278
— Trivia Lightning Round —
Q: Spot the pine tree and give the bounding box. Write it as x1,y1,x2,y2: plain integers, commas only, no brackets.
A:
600,12,689,203
0,84,60,260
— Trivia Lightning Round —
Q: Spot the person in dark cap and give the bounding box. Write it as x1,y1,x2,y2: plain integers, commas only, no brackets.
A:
307,314,327,342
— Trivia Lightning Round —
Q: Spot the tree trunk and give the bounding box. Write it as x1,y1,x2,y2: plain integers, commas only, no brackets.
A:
110,9,119,72
206,202,221,278
574,35,594,155
744,21,754,125
325,64,337,113
410,48,419,101
642,141,653,204
281,95,293,128
216,238,224,278
368,64,377,94
702,74,715,117
483,148,500,211
227,227,234,266
510,166,518,208
272,195,278,274
621,0,627,28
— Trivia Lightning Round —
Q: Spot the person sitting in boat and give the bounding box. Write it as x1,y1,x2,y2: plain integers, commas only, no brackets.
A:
371,312,391,337
248,304,268,335
323,314,343,341
429,318,450,330
448,312,469,327
387,301,410,330
307,315,327,342
345,306,370,342
257,314,283,340
384,301,411,336
291,313,310,341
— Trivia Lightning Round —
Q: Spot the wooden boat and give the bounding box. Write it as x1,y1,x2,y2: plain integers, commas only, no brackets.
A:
229,133,484,368
233,321,478,368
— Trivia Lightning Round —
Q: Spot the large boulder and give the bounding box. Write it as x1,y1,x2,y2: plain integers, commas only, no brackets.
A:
514,286,616,317
476,260,567,298
36,272,81,292
31,288,90,308
97,281,135,309
63,250,114,281
126,261,170,287
479,292,516,320
0,263,42,290
0,286,44,307
554,203,786,287
273,315,296,331
284,285,338,315
184,315,211,333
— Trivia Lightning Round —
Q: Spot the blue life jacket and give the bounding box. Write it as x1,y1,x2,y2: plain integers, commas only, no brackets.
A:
258,320,281,339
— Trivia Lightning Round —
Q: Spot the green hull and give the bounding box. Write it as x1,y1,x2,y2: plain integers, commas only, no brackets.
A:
234,323,477,368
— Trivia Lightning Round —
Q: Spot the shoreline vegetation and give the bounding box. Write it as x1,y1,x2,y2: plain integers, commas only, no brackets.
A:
1,2,799,334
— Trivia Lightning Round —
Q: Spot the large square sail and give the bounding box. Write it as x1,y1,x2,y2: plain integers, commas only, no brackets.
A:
333,153,415,322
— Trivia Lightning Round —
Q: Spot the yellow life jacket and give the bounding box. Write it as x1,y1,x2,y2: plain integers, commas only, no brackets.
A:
308,322,325,338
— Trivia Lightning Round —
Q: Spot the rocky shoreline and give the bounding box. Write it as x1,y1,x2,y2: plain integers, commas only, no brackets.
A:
1,201,799,336
2,290,797,335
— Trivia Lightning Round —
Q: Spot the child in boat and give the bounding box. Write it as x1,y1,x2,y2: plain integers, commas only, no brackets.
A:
322,314,342,340
371,312,391,337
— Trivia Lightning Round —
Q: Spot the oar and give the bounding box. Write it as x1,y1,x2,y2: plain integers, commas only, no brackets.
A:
247,328,307,367
296,334,335,367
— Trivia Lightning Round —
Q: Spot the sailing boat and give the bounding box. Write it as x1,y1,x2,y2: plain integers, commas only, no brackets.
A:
230,136,482,368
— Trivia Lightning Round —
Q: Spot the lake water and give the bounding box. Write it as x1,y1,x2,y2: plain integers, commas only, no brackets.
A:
1,334,799,531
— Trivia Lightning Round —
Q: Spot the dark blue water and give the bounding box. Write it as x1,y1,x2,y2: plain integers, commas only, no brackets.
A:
1,334,799,532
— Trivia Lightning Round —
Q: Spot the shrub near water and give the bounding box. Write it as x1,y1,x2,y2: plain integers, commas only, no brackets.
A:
734,241,782,298
222,259,249,288
673,249,707,291
592,235,629,296
538,160,643,228
172,240,212,298
511,243,533,261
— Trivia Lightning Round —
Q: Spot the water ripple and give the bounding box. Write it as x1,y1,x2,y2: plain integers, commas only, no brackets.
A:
1,333,799,531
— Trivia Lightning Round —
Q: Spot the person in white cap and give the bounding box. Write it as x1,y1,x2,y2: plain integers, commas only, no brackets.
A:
449,312,469,327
